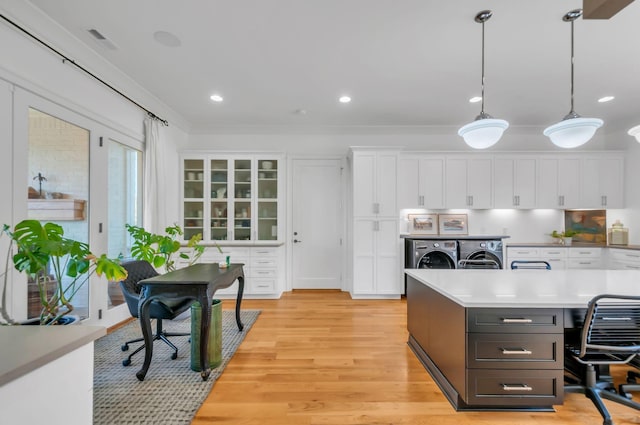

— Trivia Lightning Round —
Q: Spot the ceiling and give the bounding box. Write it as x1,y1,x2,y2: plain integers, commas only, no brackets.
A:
22,0,640,138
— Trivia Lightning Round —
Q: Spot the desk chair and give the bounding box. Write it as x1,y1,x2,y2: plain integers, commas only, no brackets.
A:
564,294,640,425
119,260,193,366
510,260,551,270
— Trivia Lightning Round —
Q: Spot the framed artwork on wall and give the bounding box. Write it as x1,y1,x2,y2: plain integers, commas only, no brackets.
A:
438,214,468,235
408,214,438,235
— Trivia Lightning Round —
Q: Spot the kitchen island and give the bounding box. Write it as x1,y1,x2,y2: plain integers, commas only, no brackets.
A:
405,269,640,411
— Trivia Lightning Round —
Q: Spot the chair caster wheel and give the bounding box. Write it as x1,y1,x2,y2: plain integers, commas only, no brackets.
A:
121,344,129,351
122,358,131,366
171,352,178,360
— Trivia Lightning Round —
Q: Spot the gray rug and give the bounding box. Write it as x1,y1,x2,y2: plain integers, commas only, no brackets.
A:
93,310,260,424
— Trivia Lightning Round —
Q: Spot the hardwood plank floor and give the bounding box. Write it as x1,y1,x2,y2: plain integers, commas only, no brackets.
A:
191,290,640,425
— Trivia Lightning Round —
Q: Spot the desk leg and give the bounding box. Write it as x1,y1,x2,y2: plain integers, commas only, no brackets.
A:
136,297,154,381
198,291,212,381
236,275,245,331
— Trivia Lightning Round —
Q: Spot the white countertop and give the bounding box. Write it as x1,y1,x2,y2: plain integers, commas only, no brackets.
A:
405,269,640,308
0,325,105,386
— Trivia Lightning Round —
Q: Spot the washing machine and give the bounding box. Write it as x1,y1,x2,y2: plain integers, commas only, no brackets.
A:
406,239,458,269
458,239,504,269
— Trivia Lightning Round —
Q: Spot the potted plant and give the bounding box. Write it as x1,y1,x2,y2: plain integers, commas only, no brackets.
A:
9,219,127,325
125,223,207,272
551,229,578,245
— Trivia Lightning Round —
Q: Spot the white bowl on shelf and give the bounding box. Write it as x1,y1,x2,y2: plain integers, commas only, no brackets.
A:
262,161,273,170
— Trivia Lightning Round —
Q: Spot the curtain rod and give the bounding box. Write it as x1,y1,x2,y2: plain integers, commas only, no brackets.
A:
0,13,169,126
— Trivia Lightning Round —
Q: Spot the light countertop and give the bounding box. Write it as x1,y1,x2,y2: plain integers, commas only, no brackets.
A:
401,234,509,240
0,325,105,386
506,243,640,250
405,268,640,309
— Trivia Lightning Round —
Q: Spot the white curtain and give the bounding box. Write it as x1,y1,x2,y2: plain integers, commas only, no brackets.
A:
143,117,166,233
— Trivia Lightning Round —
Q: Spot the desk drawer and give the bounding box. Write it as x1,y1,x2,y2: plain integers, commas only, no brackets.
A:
467,333,562,369
466,369,563,406
467,308,563,333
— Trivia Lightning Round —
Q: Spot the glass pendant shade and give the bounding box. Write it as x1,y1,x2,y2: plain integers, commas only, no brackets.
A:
543,117,603,149
628,125,640,143
459,118,509,149
458,10,508,149
545,9,602,148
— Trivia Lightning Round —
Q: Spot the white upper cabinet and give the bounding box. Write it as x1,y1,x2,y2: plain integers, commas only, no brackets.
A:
494,157,537,209
537,157,581,209
581,156,624,208
445,157,492,209
352,149,398,217
397,156,445,209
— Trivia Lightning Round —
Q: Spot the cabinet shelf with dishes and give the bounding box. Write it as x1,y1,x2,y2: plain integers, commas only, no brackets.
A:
181,154,283,243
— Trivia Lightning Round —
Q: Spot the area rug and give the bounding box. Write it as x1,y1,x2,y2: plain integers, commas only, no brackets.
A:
93,310,260,425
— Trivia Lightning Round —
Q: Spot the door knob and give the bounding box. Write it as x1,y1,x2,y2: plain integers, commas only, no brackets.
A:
293,239,302,243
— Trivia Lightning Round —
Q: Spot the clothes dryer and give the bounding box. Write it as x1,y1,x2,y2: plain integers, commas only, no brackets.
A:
458,239,504,269
407,239,458,269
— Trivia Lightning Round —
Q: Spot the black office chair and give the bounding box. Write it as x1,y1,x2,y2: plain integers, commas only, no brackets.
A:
564,294,640,425
119,260,193,366
510,260,551,270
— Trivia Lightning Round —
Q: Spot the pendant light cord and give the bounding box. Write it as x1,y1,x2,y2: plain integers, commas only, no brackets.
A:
480,18,486,116
570,18,575,115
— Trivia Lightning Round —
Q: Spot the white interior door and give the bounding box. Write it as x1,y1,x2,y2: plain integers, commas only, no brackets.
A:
292,159,342,289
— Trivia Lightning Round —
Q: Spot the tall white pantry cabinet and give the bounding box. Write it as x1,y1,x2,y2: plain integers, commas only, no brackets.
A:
349,148,401,298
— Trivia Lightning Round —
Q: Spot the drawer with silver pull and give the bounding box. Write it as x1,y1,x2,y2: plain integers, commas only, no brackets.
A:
466,369,563,406
467,308,564,333
250,278,275,293
467,333,562,369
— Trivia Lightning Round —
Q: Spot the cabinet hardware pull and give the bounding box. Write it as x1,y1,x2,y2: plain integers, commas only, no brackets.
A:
501,348,533,355
419,195,424,206
501,318,533,323
373,203,380,214
502,384,533,391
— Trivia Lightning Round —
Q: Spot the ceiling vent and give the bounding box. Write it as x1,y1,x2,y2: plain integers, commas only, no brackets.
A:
87,28,117,50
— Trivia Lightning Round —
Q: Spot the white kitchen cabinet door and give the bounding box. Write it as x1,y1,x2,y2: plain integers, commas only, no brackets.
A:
494,158,536,209
376,153,398,217
352,150,397,217
352,218,399,296
375,219,400,294
419,157,445,209
397,157,420,209
445,157,492,209
537,157,581,209
581,157,624,208
445,159,468,208
352,152,377,217
352,219,377,294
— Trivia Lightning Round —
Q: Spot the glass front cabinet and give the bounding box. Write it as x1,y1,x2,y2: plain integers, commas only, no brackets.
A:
181,155,282,243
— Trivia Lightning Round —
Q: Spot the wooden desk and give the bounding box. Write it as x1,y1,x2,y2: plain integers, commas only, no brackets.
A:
137,263,244,381
405,269,640,411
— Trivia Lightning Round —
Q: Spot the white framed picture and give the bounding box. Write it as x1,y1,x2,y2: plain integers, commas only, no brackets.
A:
438,214,468,235
408,214,438,235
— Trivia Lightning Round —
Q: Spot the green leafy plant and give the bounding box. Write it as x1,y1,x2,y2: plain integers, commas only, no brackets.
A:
125,224,206,272
9,219,127,325
551,229,578,239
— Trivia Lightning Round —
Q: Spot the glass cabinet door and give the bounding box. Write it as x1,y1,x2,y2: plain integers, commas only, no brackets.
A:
233,159,252,241
257,159,278,240
210,159,228,240
183,159,204,240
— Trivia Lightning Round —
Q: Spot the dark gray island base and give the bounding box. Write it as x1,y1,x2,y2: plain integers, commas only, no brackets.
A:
406,275,563,411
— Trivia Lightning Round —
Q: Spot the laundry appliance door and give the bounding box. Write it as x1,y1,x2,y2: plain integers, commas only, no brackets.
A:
417,251,456,269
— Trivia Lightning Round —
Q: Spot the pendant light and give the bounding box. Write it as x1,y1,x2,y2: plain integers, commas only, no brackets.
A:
458,10,509,150
628,125,640,143
543,9,602,148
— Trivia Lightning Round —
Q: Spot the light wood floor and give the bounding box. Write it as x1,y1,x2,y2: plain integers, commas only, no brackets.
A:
191,290,640,425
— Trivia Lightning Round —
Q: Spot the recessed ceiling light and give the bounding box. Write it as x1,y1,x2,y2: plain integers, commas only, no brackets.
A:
293,108,307,115
469,96,482,103
153,31,181,48
210,94,223,102
339,95,351,104
598,96,615,103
